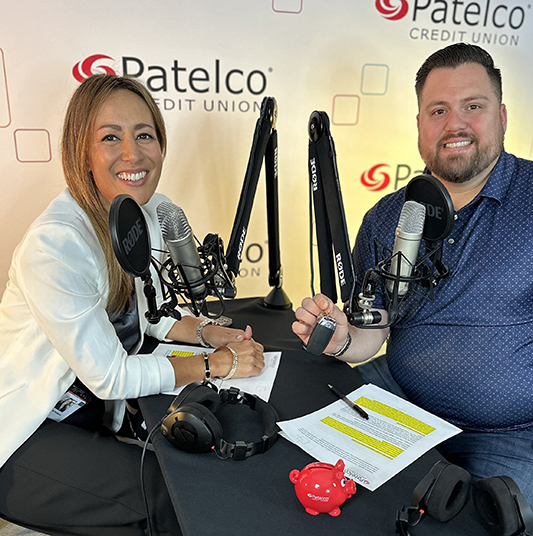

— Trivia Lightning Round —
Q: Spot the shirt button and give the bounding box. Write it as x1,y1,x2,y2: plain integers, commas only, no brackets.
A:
448,238,455,244
454,214,458,220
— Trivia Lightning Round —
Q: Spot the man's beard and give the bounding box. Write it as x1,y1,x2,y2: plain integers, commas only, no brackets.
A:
419,129,504,184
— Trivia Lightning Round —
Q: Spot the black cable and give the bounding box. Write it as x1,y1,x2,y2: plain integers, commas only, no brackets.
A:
140,415,166,536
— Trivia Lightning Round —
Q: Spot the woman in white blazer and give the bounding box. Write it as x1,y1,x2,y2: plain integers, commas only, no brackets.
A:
0,75,265,535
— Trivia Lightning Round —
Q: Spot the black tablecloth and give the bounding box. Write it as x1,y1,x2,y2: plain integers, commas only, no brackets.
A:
139,297,488,536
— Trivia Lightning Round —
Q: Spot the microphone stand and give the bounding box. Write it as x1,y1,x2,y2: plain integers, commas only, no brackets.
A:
225,96,291,310
307,111,450,330
346,238,449,329
142,270,182,324
153,233,233,320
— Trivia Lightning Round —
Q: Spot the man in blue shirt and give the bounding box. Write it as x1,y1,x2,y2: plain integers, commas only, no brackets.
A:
293,43,533,506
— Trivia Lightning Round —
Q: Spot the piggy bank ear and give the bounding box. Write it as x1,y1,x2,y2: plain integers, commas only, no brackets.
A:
289,470,301,484
335,459,345,471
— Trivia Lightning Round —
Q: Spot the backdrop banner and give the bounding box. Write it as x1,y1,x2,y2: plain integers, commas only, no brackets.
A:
1,0,532,304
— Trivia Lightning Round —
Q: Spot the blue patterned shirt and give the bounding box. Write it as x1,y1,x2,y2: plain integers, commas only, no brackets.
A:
353,151,533,431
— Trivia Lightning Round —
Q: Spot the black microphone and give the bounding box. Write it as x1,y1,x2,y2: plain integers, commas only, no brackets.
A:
387,200,426,296
156,202,206,298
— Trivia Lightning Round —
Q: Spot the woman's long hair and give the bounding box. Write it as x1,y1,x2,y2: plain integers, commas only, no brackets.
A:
61,75,167,314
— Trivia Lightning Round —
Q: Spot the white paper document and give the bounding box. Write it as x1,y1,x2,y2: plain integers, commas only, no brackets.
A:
153,343,281,402
277,384,461,491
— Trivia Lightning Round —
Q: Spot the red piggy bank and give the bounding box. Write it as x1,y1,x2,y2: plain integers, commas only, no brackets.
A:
289,459,356,516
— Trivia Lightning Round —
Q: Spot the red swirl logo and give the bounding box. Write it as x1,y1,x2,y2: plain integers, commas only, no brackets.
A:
361,164,391,192
375,0,409,20
72,54,116,82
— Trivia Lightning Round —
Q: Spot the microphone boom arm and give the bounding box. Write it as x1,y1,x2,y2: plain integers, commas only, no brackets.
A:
225,96,291,309
308,111,356,307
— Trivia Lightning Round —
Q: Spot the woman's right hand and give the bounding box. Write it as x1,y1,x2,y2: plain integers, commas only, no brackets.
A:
292,293,350,356
210,339,265,379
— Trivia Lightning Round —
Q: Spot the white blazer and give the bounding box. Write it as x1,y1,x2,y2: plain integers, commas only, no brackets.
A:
0,189,182,468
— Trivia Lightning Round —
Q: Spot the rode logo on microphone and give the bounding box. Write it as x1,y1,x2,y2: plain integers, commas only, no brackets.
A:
122,218,144,255
361,164,391,192
376,0,409,21
417,201,444,220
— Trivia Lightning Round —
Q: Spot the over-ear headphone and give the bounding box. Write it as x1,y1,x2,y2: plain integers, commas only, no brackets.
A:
160,381,280,460
396,461,533,536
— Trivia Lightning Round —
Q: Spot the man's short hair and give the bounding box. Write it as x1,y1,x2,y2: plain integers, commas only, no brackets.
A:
415,43,502,103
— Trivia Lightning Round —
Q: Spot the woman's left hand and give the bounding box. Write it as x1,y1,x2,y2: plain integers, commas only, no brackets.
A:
202,324,254,348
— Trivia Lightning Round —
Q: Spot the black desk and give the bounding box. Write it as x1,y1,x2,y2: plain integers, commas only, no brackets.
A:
139,297,488,536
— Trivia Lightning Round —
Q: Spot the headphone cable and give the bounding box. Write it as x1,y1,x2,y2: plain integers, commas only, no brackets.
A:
140,415,166,536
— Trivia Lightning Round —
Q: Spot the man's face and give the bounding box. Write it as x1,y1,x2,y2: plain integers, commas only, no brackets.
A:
417,63,507,184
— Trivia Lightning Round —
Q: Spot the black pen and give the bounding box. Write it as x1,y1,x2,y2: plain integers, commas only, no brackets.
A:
328,384,369,420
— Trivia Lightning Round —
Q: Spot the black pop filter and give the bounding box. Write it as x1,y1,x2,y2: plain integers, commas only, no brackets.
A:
109,194,151,278
404,174,454,243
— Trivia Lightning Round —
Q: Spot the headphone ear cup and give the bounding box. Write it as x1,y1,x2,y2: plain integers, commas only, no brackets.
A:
162,402,223,453
424,463,471,522
168,382,221,414
472,477,526,536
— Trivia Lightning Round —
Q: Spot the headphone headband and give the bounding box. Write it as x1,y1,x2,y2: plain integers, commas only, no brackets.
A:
217,386,280,460
161,382,279,460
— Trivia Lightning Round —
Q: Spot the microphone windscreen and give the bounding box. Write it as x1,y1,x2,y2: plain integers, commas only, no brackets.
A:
157,202,191,242
108,194,151,278
397,201,426,235
404,174,454,243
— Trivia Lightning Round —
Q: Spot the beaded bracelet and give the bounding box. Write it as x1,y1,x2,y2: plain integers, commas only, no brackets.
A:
214,346,238,380
197,319,214,347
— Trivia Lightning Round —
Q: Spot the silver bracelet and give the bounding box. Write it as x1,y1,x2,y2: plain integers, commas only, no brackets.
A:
220,346,238,380
325,332,352,357
202,352,211,381
197,319,213,347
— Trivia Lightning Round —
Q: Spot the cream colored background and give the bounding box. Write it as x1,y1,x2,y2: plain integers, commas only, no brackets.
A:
1,1,532,309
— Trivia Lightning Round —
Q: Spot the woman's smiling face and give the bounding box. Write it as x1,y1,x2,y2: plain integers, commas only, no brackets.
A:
88,89,163,207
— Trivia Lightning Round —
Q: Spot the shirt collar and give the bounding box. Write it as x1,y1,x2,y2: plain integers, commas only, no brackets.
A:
475,150,513,205
424,150,513,207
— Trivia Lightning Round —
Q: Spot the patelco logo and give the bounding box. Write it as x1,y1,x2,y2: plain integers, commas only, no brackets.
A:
375,0,409,21
72,54,116,82
361,164,391,191
71,53,270,113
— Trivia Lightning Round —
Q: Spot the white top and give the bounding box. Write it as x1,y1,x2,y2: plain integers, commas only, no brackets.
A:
0,189,182,467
